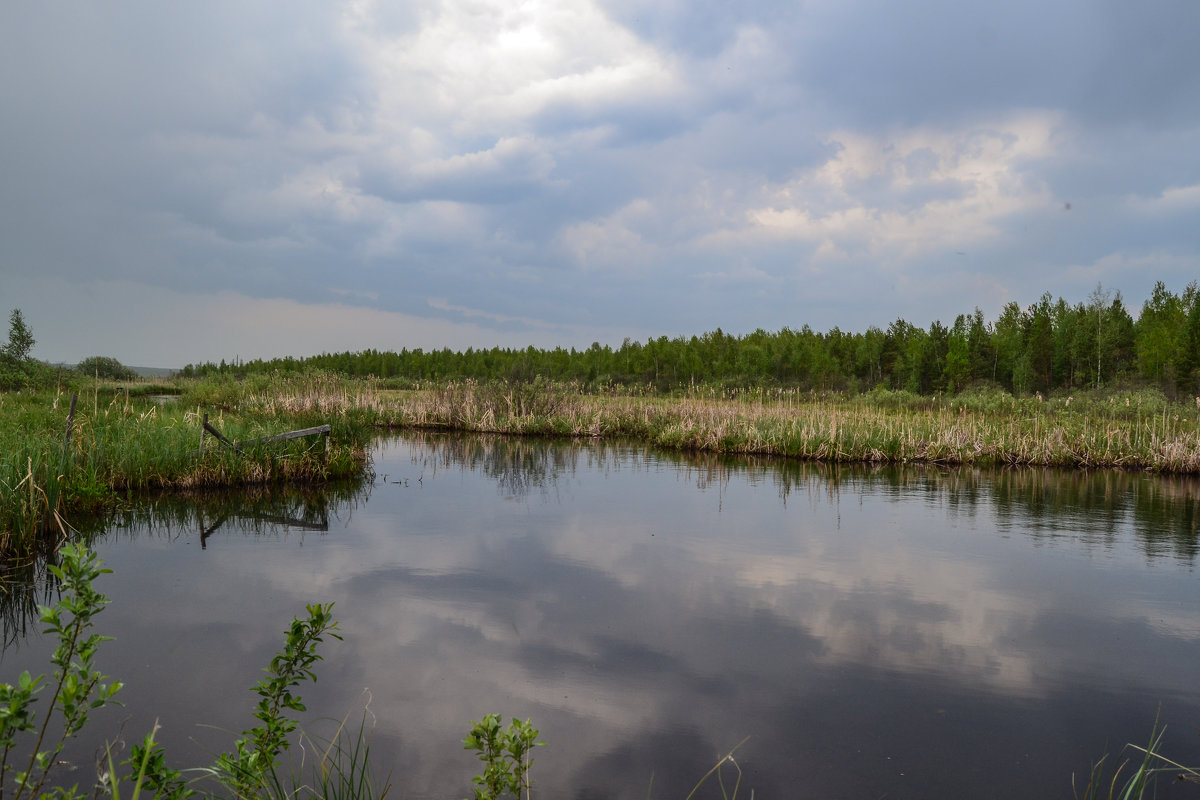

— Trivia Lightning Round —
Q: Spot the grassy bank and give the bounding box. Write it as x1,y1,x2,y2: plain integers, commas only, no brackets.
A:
5,373,1199,558
0,375,374,561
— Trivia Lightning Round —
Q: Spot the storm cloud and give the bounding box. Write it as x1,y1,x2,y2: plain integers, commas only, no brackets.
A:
2,1,1197,365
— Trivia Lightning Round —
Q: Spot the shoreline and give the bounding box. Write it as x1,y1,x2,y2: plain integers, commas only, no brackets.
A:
4,375,1199,557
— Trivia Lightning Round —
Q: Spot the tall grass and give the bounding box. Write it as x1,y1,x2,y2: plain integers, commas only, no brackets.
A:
176,375,1200,472
1074,716,1200,799
0,377,373,560
6,372,1198,561
173,375,1200,475
346,380,1200,473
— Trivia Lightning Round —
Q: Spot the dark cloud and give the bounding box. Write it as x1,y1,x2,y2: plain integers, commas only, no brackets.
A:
786,0,1200,130
2,0,1198,364
1075,0,1200,127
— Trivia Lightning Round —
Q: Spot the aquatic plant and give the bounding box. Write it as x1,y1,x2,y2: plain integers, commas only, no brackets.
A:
0,544,122,800
0,544,365,800
1073,715,1200,800
461,714,543,800
681,737,749,800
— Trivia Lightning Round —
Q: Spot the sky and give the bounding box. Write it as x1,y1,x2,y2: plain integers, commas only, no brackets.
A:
2,1,1199,368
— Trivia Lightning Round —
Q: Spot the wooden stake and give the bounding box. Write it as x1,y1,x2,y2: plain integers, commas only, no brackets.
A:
64,393,78,450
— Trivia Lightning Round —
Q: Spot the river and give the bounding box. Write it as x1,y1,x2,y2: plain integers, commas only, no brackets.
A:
3,432,1199,799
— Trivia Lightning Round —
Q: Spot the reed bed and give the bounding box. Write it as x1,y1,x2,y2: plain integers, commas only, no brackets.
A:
348,380,1200,473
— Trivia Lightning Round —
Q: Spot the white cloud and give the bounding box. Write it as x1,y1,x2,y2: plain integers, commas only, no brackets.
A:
344,0,683,137
558,198,656,271
1128,182,1200,215
740,112,1063,262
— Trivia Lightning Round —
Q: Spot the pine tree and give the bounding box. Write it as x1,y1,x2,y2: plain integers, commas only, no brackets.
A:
3,309,35,363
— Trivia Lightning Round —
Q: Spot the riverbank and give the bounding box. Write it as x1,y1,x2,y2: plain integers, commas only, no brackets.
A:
4,373,1198,557
339,378,1200,472
0,376,374,560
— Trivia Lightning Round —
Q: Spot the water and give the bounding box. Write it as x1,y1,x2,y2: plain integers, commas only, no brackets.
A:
3,432,1199,799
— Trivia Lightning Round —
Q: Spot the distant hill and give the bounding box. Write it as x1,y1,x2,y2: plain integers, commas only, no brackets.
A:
128,365,177,378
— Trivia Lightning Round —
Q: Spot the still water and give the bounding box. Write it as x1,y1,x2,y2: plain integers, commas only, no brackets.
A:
4,433,1200,799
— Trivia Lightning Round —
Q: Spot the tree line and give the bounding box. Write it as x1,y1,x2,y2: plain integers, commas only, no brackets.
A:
183,282,1200,398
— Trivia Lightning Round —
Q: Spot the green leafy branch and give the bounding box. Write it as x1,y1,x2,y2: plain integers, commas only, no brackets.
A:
462,714,544,800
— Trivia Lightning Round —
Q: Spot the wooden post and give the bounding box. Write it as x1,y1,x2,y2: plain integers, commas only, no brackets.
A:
202,420,241,451
324,430,331,464
201,413,208,451
64,393,78,450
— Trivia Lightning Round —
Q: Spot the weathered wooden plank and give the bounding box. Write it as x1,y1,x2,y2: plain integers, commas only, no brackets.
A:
255,514,329,531
200,419,330,454
203,421,241,450
249,424,331,445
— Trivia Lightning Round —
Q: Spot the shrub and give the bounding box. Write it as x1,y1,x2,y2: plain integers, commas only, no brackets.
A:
76,357,139,382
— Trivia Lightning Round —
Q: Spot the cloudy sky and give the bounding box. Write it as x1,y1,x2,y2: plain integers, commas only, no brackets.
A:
2,1,1198,367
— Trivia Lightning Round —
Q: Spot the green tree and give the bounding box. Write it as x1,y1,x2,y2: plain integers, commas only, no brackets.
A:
1086,283,1112,388
0,309,40,390
76,355,138,381
1177,281,1200,395
1025,295,1054,394
3,309,35,363
943,316,971,393
1103,294,1137,384
856,326,887,387
965,308,993,385
992,302,1024,390
1135,281,1185,392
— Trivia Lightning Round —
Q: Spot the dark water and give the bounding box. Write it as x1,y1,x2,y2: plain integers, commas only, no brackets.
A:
4,433,1200,799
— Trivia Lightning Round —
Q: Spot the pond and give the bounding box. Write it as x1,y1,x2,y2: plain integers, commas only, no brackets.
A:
3,432,1200,799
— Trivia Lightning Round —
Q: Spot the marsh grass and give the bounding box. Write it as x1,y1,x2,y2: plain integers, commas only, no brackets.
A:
293,707,393,800
0,377,373,558
348,380,1200,473
681,737,750,800
1074,716,1200,800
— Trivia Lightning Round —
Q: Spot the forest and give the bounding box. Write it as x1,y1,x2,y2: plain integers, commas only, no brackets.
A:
183,281,1200,398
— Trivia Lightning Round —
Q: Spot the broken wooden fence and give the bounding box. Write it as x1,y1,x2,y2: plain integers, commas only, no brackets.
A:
199,413,331,460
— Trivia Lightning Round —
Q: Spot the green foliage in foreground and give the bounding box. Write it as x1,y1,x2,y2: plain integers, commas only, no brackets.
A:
0,544,380,800
1073,715,1200,800
462,715,543,800
3,545,1197,799
0,545,121,800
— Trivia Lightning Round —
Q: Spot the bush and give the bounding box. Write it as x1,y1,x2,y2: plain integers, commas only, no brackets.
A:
0,544,354,800
76,356,139,382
